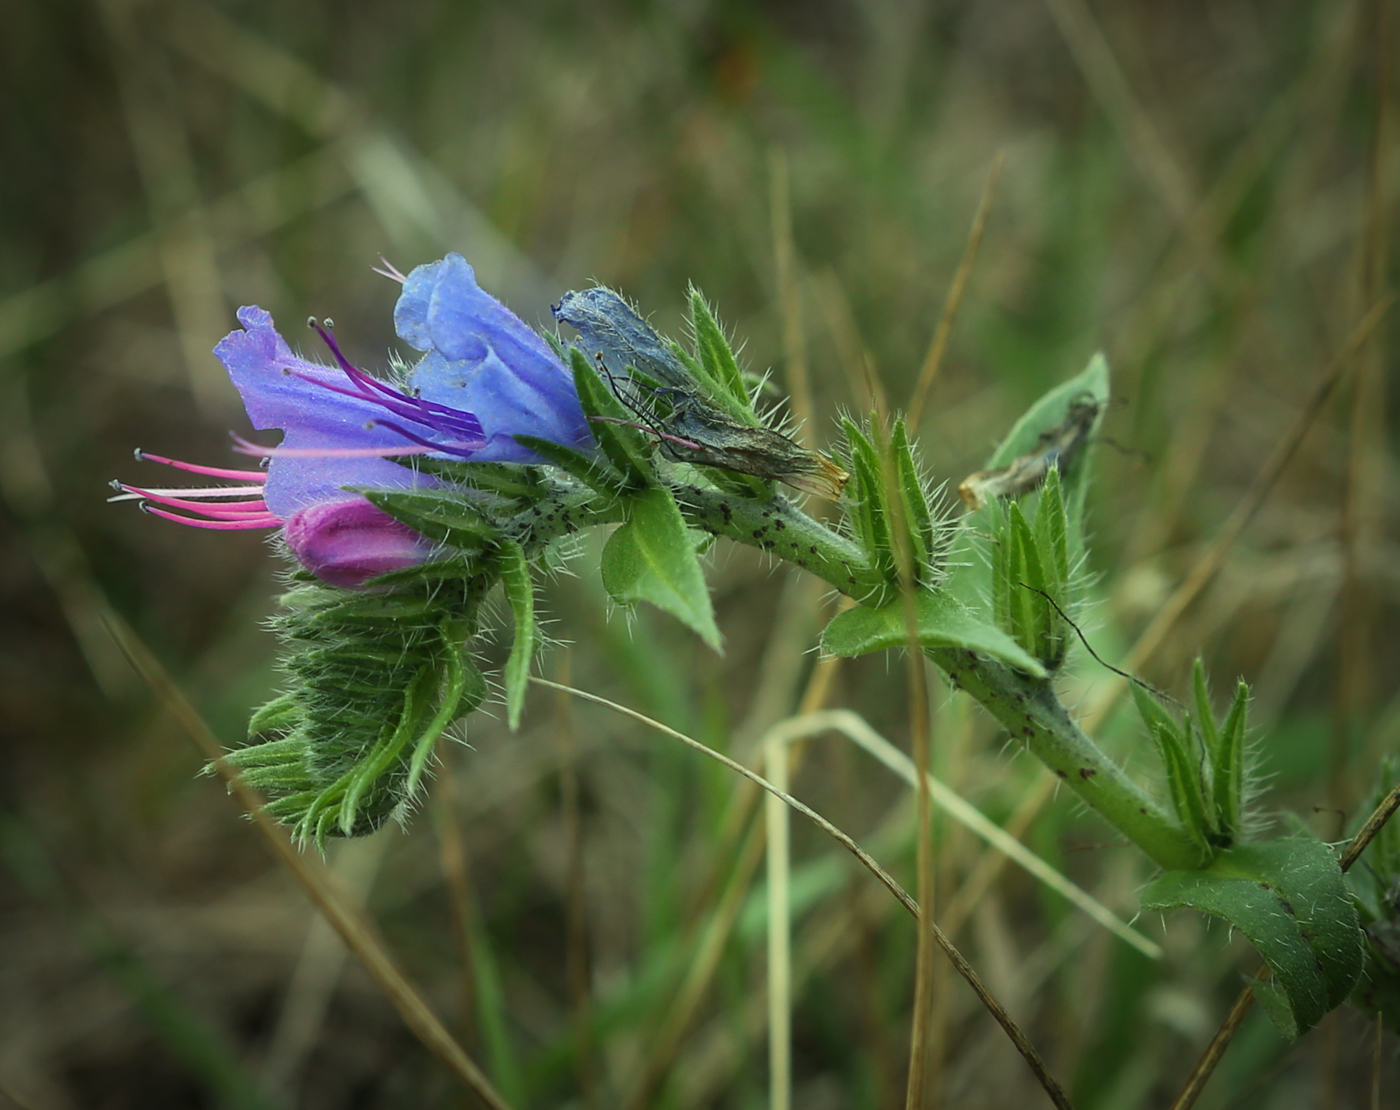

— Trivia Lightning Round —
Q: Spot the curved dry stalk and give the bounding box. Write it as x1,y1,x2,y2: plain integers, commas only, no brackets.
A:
532,677,1075,1110
103,612,514,1110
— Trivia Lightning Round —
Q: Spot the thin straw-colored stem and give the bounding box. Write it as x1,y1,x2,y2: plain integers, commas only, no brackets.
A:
764,734,792,1110
533,677,1074,1110
906,153,1003,430
1080,294,1395,732
103,614,514,1110
769,148,814,443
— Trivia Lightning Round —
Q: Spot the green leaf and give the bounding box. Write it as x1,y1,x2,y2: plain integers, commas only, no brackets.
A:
1214,679,1249,839
1141,839,1364,1037
511,434,621,495
1132,683,1212,849
945,354,1109,609
820,587,1048,678
986,352,1110,473
1008,502,1046,649
891,419,936,578
365,488,499,551
407,458,546,502
569,346,654,485
499,541,537,731
688,288,750,411
1035,466,1070,585
247,694,299,738
602,486,721,651
841,419,894,581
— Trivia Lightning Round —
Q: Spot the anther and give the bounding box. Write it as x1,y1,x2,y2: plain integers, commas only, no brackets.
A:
133,447,146,462
306,316,317,329
323,318,334,330
109,479,123,490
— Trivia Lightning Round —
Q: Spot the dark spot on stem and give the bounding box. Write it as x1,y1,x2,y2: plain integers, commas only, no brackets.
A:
1078,767,1097,781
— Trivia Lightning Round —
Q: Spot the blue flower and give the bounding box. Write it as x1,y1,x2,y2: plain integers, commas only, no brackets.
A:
114,253,590,587
396,252,593,462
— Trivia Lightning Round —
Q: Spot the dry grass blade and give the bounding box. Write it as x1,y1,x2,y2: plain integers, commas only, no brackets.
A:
783,710,1160,957
620,624,845,1110
769,148,813,442
532,677,1075,1110
1171,781,1400,1110
100,614,514,1110
763,734,792,1110
1082,294,1396,730
906,151,1003,430
1041,0,1223,286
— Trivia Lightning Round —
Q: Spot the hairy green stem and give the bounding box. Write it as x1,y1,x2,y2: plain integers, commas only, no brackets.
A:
930,648,1208,871
670,484,890,602
669,481,1208,873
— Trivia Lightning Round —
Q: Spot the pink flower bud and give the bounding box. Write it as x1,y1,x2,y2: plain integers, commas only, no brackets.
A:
284,498,431,588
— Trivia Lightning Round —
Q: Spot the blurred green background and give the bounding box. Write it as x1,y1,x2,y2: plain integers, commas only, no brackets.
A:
2,0,1397,1107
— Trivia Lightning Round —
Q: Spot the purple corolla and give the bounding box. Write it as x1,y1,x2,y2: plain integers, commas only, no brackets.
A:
114,254,592,588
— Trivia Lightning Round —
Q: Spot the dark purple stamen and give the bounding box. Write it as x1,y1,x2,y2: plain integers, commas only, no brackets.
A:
304,319,486,442
365,419,483,459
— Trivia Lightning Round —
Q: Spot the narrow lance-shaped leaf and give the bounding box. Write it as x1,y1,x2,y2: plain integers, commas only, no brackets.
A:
842,418,895,583
512,434,622,496
499,540,538,731
1009,502,1048,661
821,587,1048,679
569,346,654,486
688,287,751,411
1192,658,1220,754
1035,466,1070,586
1132,683,1212,851
247,693,299,738
365,488,499,552
601,486,722,651
1214,678,1249,839
891,419,936,580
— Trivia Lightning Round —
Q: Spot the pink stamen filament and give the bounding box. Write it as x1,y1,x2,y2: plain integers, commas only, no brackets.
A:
130,488,274,519
374,256,408,284
143,505,280,530
230,435,446,460
134,450,267,482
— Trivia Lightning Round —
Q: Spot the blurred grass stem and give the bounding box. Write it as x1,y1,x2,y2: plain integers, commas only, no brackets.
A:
1082,294,1395,732
102,614,515,1110
533,678,1074,1110
906,152,1003,431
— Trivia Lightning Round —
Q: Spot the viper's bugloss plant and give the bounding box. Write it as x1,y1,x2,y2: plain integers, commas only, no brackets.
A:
117,252,1378,1051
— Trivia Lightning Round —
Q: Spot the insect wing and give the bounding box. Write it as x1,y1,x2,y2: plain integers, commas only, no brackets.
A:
553,288,694,392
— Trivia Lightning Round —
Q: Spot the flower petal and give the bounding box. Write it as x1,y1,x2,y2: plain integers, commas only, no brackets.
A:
215,305,436,518
284,497,432,588
394,254,592,461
